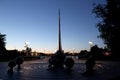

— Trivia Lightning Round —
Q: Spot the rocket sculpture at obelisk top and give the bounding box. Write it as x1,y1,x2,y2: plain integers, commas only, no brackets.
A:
58,9,62,52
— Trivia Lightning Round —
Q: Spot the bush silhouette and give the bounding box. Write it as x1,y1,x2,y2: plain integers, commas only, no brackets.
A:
64,58,74,69
15,56,24,69
8,60,16,74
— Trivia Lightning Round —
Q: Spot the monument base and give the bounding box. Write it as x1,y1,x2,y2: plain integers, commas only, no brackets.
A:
48,50,66,70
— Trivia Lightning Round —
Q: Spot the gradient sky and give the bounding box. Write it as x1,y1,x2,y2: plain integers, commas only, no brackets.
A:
0,0,106,53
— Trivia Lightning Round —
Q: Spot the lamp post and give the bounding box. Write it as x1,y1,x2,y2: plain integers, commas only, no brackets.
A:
88,41,93,50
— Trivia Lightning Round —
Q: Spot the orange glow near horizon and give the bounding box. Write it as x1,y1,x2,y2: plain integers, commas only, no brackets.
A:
6,46,80,54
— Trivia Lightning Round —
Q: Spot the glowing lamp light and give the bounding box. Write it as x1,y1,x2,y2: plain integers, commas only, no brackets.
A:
104,52,110,56
88,41,93,45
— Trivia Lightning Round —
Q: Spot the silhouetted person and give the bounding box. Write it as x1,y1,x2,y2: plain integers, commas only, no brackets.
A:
8,60,16,74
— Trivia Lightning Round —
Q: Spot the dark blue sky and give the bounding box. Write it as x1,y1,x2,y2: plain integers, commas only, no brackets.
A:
0,0,106,53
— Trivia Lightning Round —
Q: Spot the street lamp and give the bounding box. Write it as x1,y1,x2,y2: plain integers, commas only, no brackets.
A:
88,41,93,49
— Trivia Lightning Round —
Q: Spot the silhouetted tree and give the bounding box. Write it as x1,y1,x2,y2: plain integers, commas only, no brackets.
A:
78,50,88,59
93,0,120,58
0,33,6,53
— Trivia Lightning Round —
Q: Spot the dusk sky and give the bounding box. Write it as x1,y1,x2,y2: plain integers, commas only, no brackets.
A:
0,0,106,53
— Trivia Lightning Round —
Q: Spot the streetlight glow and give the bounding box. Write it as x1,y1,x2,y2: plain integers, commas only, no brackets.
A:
88,41,93,45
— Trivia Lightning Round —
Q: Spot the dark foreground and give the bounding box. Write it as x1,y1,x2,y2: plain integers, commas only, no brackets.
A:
0,58,120,80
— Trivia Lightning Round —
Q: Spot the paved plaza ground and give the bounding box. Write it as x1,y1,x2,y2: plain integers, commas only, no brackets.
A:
0,57,120,80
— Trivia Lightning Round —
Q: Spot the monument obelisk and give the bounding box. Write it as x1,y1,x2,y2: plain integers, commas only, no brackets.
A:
58,9,62,52
47,9,66,69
